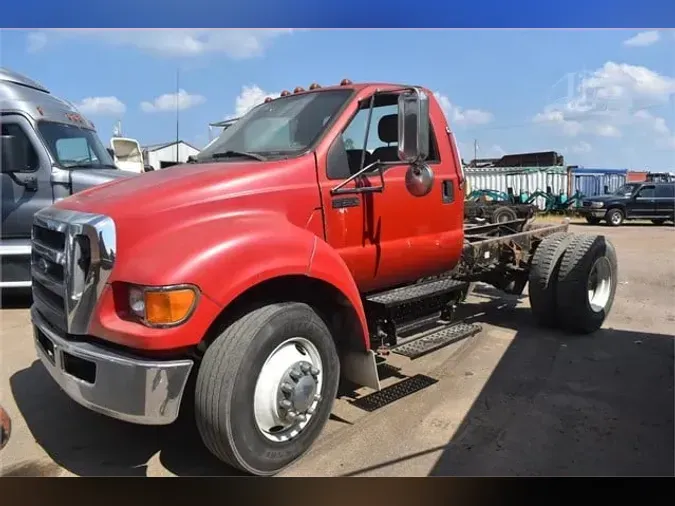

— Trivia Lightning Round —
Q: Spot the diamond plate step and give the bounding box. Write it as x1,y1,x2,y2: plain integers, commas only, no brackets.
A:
365,277,468,309
350,374,438,412
391,322,482,359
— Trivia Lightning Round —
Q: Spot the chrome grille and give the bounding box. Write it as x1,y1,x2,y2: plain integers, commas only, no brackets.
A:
31,207,116,335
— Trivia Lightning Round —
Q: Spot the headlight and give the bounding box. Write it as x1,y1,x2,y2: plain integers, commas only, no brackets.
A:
591,201,605,208
127,284,199,327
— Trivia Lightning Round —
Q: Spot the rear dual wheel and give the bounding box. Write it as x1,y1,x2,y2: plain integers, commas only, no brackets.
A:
528,232,617,334
194,302,340,476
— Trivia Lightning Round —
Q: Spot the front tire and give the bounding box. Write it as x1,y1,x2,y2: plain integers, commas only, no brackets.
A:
492,206,518,223
556,234,618,334
195,302,340,476
606,208,624,227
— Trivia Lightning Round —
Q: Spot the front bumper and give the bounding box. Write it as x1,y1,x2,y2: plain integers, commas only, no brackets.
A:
578,207,607,219
32,307,194,425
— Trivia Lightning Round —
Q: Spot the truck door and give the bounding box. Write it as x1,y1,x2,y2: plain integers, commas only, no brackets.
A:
654,183,675,219
1,115,54,240
632,184,656,218
317,91,464,294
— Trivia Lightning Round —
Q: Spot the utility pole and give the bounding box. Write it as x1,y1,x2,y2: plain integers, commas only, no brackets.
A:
474,139,478,162
175,68,180,163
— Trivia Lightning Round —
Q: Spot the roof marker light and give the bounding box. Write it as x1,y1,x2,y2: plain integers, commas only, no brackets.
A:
280,90,291,97
309,83,321,90
293,86,305,93
340,79,352,86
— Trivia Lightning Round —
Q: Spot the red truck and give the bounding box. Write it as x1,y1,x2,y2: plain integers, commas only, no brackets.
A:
27,80,618,476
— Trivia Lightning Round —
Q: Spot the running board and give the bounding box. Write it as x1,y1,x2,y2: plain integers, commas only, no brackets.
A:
390,322,482,359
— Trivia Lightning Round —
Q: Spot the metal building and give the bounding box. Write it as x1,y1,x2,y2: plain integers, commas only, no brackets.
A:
142,140,200,171
569,167,627,197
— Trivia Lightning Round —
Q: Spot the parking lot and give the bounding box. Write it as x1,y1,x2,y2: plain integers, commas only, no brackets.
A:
1,221,673,477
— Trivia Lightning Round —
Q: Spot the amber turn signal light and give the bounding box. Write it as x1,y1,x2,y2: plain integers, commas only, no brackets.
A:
145,288,197,326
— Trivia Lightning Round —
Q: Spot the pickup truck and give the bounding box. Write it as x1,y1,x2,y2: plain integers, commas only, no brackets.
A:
28,79,618,476
578,181,675,226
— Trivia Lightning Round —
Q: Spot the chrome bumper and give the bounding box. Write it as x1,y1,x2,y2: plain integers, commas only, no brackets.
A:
32,307,194,425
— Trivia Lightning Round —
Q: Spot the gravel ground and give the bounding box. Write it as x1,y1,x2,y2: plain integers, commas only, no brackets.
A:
1,222,673,477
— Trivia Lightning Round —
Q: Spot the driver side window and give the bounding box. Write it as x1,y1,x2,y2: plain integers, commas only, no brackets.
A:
1,122,40,172
327,94,440,180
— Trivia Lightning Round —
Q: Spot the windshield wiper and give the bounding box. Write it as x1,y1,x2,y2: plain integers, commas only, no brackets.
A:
63,162,118,170
210,150,267,161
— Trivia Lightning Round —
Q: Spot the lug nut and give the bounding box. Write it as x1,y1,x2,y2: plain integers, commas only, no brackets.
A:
279,399,292,409
301,363,311,373
286,411,298,421
290,369,302,381
280,382,293,394
314,394,322,402
296,414,307,422
310,367,319,377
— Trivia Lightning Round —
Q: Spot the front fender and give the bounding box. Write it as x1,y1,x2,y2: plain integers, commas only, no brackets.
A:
106,213,370,350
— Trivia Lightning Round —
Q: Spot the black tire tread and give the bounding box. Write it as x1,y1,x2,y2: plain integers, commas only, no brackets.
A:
528,231,574,327
195,302,331,474
556,234,617,334
492,206,518,223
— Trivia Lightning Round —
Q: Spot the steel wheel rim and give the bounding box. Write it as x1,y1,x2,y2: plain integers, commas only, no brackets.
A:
611,212,621,225
587,256,612,312
253,337,323,443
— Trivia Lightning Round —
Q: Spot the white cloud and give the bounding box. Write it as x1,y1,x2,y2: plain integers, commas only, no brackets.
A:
25,29,293,59
570,141,592,154
434,92,494,126
623,31,661,47
534,62,675,145
26,32,47,53
234,85,279,117
75,96,126,116
141,89,205,113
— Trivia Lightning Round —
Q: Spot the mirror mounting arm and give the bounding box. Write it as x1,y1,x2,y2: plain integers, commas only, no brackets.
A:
330,161,385,195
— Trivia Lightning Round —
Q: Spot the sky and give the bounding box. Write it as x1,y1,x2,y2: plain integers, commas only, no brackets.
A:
0,29,674,170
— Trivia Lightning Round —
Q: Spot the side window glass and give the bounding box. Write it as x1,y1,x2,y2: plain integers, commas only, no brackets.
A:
637,186,655,198
655,184,675,198
0,123,40,171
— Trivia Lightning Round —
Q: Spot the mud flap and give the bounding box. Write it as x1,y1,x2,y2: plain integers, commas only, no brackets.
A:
342,350,381,391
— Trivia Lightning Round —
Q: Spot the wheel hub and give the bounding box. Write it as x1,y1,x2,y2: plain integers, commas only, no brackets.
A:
277,361,321,421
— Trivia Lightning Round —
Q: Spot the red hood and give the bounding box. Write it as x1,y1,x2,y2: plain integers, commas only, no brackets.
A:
56,158,313,219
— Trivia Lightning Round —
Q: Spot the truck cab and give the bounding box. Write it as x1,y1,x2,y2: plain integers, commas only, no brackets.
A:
0,68,131,291
28,79,618,476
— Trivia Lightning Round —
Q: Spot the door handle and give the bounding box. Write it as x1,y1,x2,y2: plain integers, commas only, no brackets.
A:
441,180,454,204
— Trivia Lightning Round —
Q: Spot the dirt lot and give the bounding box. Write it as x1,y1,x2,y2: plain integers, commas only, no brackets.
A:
1,221,673,477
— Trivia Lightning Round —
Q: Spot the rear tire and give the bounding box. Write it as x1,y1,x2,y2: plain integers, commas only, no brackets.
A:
528,232,575,328
605,208,624,227
195,302,340,476
492,206,518,223
556,234,618,334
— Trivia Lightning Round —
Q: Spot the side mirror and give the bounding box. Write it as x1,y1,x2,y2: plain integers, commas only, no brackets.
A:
0,135,28,174
397,88,430,164
106,147,116,159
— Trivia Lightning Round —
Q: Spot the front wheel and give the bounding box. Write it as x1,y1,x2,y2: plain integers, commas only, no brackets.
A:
605,208,624,227
195,302,340,476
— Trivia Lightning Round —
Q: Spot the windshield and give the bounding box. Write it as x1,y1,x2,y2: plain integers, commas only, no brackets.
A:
197,89,352,161
613,183,639,196
38,121,116,169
